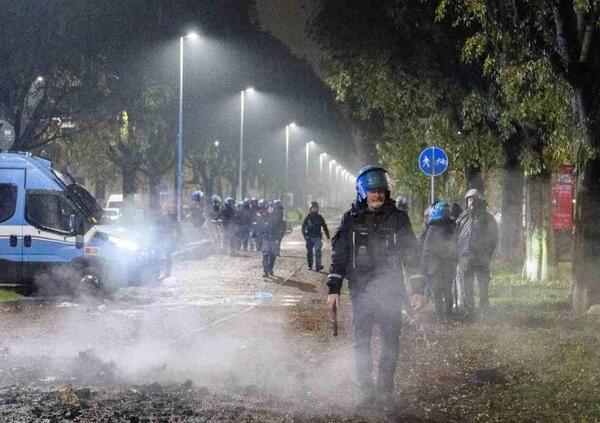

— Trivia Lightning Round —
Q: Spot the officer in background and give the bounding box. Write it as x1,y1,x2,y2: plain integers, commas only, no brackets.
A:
273,199,288,257
301,201,330,271
249,197,260,251
456,189,498,315
257,201,279,277
191,190,205,229
159,208,181,278
208,194,223,248
239,198,253,251
421,201,458,321
327,165,425,406
219,197,236,254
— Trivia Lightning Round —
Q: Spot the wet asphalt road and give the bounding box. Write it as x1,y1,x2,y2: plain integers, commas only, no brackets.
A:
0,218,362,411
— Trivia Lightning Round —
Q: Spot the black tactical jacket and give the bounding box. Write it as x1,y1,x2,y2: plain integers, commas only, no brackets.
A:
327,200,424,296
256,212,280,242
301,213,330,239
421,217,459,275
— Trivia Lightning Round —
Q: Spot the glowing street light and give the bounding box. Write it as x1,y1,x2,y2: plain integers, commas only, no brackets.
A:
176,31,199,221
305,141,315,204
284,122,296,202
237,87,254,200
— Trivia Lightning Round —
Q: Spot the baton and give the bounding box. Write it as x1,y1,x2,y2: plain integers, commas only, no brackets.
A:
331,302,338,337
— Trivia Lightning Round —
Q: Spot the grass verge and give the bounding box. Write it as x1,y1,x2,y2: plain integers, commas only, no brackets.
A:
0,289,23,302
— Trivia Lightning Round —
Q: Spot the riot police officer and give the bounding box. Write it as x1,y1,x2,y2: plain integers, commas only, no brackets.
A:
327,165,425,406
191,190,205,228
240,198,253,251
256,201,279,277
219,197,235,254
273,199,288,257
421,201,458,321
301,201,330,271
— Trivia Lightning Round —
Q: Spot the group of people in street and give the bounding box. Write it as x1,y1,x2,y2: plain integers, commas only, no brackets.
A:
327,164,498,408
417,188,498,321
201,194,290,277
168,166,498,410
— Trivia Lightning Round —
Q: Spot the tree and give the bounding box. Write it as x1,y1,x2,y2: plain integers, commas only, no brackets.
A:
438,0,594,308
106,111,145,214
0,1,133,151
310,0,503,204
187,139,236,198
135,85,176,214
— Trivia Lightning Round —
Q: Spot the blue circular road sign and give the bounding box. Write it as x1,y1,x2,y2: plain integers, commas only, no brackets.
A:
419,146,448,176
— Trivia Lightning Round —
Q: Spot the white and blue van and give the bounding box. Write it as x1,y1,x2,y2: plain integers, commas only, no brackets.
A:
0,152,159,295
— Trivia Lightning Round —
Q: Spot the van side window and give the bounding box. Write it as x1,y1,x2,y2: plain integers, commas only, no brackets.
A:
0,184,18,223
26,190,76,233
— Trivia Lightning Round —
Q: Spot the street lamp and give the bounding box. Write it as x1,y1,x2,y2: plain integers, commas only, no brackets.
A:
237,87,254,200
176,31,199,222
319,153,327,205
305,141,314,204
284,122,296,203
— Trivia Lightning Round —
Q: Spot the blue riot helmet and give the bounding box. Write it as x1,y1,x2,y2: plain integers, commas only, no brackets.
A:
274,199,284,210
243,197,251,207
355,165,392,201
429,201,450,222
211,194,222,206
224,197,235,207
257,198,266,209
191,190,204,202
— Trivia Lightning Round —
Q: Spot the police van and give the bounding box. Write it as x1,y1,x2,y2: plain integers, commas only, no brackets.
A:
0,151,159,295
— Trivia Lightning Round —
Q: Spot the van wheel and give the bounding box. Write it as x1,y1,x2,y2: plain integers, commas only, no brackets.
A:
75,266,104,297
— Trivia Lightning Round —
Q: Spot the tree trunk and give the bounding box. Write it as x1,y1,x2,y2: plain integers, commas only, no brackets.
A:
572,157,600,312
466,164,485,193
524,171,557,281
498,134,525,266
94,180,106,206
570,85,600,312
148,169,161,219
121,165,137,218
338,103,378,165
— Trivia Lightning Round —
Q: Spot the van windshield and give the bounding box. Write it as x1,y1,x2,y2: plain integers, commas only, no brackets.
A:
51,169,104,222
66,184,104,222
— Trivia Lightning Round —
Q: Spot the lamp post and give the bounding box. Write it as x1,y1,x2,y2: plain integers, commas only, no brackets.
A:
329,159,336,207
176,31,198,222
284,122,296,204
319,153,326,205
237,87,254,200
305,141,314,205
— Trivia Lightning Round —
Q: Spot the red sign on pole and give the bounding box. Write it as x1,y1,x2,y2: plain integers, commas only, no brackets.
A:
552,165,575,231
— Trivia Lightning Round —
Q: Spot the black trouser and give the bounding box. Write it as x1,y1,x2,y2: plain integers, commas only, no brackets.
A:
351,291,402,395
428,272,453,319
458,256,491,311
241,226,251,251
305,236,323,268
261,239,276,274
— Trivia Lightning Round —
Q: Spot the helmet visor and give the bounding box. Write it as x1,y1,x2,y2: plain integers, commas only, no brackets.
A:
356,169,391,200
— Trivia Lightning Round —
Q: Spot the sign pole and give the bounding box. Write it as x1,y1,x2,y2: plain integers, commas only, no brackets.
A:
430,146,435,205
419,146,448,207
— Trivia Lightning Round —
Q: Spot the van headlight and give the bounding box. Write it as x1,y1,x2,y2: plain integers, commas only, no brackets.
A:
110,236,139,252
